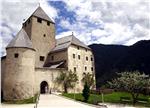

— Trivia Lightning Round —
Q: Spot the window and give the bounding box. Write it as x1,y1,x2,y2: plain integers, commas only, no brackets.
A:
91,57,93,61
85,49,87,52
14,53,19,58
73,54,75,58
28,19,30,24
74,67,76,72
91,67,94,71
40,56,45,61
51,56,54,60
47,21,50,26
77,46,80,50
37,18,42,23
85,66,87,71
78,55,80,60
86,56,88,61
43,34,46,37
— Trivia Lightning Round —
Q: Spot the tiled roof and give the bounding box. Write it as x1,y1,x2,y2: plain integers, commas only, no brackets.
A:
50,35,90,53
7,29,34,50
32,6,54,23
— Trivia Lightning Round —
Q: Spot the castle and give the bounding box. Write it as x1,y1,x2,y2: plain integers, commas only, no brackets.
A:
1,6,95,100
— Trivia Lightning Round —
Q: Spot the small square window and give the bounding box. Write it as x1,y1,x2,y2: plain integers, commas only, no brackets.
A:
43,34,46,37
91,67,94,71
86,56,88,61
85,49,87,52
85,66,87,71
78,55,80,60
47,21,50,26
73,54,75,58
91,57,93,61
51,56,54,60
14,53,19,58
40,56,45,61
74,67,76,72
77,46,80,50
37,18,42,23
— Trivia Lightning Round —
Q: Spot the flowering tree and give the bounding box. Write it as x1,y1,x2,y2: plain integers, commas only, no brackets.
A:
56,70,78,93
108,71,150,104
82,72,95,89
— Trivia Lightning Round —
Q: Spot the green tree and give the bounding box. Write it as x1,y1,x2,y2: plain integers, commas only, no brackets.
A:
56,70,78,93
82,83,90,102
108,71,150,104
82,72,95,89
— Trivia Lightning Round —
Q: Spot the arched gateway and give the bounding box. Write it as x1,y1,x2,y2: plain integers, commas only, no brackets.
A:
40,81,49,94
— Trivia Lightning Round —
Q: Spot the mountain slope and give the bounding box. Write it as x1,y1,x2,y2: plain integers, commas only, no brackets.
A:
89,40,150,88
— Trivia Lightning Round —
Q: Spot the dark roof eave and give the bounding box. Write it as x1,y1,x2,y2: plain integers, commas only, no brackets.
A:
1,56,6,60
35,67,67,70
6,47,36,51
23,15,55,25
49,48,67,54
32,15,55,24
71,43,91,50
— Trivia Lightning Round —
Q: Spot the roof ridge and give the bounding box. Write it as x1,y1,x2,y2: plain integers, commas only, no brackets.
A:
57,35,72,40
70,35,74,43
32,6,54,23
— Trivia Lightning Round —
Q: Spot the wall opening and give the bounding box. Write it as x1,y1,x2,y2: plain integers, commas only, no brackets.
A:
40,81,49,94
1,90,3,102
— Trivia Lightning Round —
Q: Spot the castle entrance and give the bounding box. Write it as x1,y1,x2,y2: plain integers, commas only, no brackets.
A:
40,81,49,94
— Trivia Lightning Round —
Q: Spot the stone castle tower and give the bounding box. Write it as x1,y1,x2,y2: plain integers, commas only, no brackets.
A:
23,6,56,67
1,6,95,101
3,29,36,100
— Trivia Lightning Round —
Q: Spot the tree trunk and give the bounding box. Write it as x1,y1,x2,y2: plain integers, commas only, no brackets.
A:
131,93,139,105
64,84,68,93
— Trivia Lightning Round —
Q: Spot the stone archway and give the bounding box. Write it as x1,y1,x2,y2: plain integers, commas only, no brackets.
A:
40,81,49,94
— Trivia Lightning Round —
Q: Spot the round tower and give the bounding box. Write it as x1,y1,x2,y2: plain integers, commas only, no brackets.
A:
3,29,36,100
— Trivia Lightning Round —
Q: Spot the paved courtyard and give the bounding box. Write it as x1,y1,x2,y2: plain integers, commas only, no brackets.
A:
1,94,140,108
37,94,95,108
1,94,95,108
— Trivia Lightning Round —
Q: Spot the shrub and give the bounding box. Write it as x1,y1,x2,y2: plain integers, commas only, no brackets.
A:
82,83,90,102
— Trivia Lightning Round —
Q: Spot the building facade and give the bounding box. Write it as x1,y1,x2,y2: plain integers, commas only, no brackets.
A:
1,6,95,100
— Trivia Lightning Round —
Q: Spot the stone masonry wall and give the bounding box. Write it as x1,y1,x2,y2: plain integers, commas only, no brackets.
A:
1,57,6,91
24,16,56,67
31,17,56,67
67,45,95,92
35,68,66,93
3,48,35,100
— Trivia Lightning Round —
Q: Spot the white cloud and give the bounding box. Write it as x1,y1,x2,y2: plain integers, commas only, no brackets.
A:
60,0,150,45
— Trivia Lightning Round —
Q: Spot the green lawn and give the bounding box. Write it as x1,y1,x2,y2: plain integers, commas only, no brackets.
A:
62,92,150,107
2,94,38,104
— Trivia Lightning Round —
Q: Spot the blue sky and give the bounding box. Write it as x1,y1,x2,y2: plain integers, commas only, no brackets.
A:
49,1,77,34
1,0,150,56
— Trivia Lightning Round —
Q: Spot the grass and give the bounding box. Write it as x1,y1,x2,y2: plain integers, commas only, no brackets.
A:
62,92,150,107
3,94,38,104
